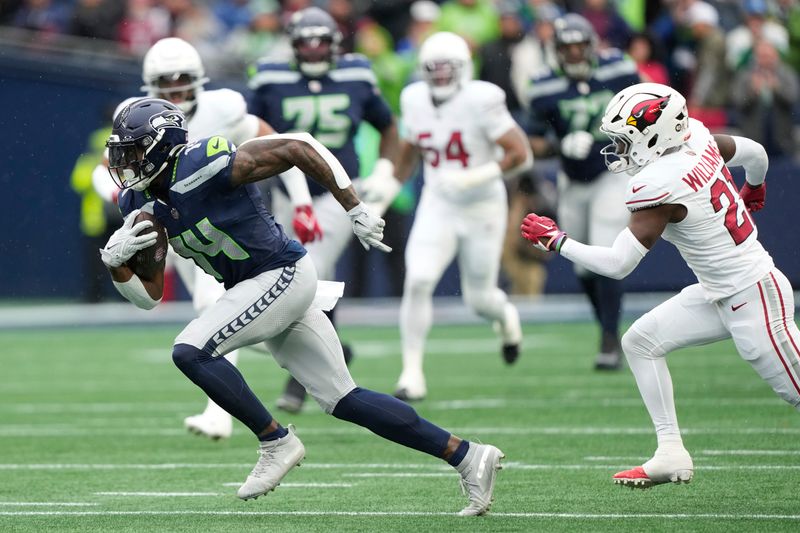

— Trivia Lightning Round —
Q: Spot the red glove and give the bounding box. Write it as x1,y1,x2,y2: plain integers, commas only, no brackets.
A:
521,213,567,252
292,205,323,244
739,182,766,213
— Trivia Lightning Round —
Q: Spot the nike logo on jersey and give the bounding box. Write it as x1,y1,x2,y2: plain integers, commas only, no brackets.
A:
731,302,748,312
632,185,647,193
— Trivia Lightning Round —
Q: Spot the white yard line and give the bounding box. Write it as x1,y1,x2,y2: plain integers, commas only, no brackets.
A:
2,425,799,438
221,482,353,488
1,396,783,415
2,461,799,472
343,473,454,478
0,510,799,520
94,492,221,497
700,449,800,456
0,502,97,506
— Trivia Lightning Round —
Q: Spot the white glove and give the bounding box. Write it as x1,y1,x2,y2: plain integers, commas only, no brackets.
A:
357,159,401,216
440,161,503,192
560,131,595,160
100,209,158,268
346,202,392,253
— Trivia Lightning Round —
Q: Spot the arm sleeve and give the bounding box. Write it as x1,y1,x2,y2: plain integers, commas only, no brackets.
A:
727,136,768,186
113,274,161,310
559,227,649,280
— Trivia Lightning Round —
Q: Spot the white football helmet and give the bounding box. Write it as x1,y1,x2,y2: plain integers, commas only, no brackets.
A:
141,38,209,117
418,32,472,102
599,82,691,175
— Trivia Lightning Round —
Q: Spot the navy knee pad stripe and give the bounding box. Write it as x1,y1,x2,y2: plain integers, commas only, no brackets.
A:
202,265,295,355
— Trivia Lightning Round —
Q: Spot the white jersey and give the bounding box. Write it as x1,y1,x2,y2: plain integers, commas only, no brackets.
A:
400,80,516,203
113,88,259,145
626,118,774,301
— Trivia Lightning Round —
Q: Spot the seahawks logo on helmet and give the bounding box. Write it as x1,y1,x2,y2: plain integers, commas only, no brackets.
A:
627,96,670,133
150,110,185,130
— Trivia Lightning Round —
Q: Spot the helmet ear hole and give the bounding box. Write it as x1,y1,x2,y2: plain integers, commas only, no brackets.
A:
648,135,658,149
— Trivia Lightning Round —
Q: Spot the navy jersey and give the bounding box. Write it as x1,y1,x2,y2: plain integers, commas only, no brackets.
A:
118,136,306,289
248,53,393,196
528,51,640,182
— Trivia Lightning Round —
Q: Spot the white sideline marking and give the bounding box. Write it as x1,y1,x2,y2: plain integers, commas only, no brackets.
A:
0,502,97,507
3,425,800,438
353,336,560,359
1,510,799,520
221,482,353,488
95,492,221,497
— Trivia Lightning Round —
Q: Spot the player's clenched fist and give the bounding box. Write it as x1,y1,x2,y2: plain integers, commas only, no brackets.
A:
521,213,567,252
739,182,766,213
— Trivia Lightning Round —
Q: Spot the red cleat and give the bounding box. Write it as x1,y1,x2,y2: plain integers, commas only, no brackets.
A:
613,466,658,489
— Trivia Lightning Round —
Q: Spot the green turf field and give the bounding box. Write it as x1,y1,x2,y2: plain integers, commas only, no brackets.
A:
1,321,799,532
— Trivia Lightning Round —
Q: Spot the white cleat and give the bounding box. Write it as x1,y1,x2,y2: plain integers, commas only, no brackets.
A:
393,371,427,402
237,424,305,500
613,445,693,489
493,303,522,365
184,412,233,440
456,443,505,516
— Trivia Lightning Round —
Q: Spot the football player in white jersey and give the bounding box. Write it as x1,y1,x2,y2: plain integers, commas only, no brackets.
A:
362,32,532,401
93,38,319,440
521,82,798,489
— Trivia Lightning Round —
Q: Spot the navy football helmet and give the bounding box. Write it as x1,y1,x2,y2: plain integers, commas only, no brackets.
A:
106,98,188,192
287,7,341,77
554,14,598,81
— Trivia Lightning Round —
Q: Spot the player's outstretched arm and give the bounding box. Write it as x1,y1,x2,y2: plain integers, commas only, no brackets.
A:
713,134,768,212
521,204,681,279
234,133,360,211
234,134,391,252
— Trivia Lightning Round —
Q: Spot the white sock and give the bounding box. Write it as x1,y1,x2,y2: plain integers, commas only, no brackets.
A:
399,280,434,381
623,334,683,447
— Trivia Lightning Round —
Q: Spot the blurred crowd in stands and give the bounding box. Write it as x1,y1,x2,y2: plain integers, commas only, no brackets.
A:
2,0,799,155
4,0,799,302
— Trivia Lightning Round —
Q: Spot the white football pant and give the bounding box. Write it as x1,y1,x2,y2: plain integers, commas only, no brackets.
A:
399,185,512,388
622,268,800,447
174,255,356,413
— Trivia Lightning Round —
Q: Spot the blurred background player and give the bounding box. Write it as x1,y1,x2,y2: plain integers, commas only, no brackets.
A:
361,32,530,401
527,13,640,370
522,82,798,489
103,98,504,515
248,6,399,413
93,37,318,439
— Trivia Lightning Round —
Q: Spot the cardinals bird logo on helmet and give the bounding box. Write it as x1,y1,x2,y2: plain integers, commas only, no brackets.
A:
627,96,670,132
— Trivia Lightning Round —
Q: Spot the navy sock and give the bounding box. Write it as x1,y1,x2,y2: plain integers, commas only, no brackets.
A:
259,426,288,442
172,343,273,436
579,276,601,323
332,387,451,459
448,439,470,467
594,276,622,337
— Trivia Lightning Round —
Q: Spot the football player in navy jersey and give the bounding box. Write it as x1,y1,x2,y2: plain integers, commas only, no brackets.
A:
527,14,641,370
100,98,503,515
248,6,400,412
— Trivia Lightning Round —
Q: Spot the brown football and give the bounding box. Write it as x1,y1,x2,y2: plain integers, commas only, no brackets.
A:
127,210,168,281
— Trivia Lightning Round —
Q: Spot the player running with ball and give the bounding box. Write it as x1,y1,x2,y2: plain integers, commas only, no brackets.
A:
99,98,503,515
521,82,799,488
